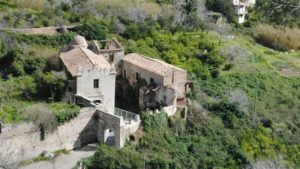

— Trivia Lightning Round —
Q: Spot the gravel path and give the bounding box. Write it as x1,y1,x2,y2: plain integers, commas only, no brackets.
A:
19,144,97,169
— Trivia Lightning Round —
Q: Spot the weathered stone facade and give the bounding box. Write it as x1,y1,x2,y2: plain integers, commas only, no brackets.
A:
60,35,117,114
0,107,141,164
122,53,191,115
0,107,97,163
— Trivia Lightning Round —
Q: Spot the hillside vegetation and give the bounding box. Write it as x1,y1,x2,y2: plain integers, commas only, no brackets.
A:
0,0,300,169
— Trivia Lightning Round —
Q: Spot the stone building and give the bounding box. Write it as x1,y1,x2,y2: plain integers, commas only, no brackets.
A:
122,53,192,116
60,35,117,114
233,0,256,24
59,35,141,148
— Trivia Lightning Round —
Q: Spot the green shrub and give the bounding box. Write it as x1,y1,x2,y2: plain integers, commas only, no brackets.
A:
3,31,75,47
86,145,143,169
50,102,80,124
35,71,67,101
224,63,234,71
74,20,109,40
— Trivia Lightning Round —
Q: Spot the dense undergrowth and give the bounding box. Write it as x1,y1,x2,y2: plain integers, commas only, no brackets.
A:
0,0,300,168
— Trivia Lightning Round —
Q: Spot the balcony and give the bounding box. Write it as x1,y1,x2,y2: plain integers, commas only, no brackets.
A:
115,108,140,124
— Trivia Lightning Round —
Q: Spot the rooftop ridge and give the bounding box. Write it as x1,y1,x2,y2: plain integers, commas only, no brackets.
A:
78,47,95,66
125,53,185,72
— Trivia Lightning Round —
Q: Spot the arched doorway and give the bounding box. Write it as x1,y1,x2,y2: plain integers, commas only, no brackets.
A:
104,128,116,146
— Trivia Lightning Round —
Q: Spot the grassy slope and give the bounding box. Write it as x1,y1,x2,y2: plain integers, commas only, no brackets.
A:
217,33,300,120
1,1,300,168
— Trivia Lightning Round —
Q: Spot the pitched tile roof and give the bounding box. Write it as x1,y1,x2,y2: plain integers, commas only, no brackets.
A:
123,53,186,76
59,47,110,77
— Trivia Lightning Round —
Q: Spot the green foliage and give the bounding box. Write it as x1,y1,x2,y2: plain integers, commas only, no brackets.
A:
1,1,300,168
206,100,245,128
35,71,67,101
206,0,236,23
9,32,76,47
240,127,280,159
75,20,109,40
125,30,224,79
50,102,80,124
86,145,143,169
252,0,300,27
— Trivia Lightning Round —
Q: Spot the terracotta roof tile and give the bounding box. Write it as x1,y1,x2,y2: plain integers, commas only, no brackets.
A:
59,47,110,77
123,53,186,76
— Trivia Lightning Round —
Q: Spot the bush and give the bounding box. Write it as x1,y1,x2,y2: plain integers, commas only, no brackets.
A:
50,102,80,124
74,20,109,40
206,100,243,128
4,32,75,47
254,24,300,51
86,145,143,169
224,63,234,71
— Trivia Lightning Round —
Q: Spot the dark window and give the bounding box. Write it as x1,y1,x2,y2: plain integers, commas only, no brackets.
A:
68,87,73,92
136,72,139,80
109,53,114,63
94,79,99,88
150,78,154,83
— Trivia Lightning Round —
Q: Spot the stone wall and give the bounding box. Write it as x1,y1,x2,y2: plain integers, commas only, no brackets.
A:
0,107,97,163
123,61,165,86
123,59,187,99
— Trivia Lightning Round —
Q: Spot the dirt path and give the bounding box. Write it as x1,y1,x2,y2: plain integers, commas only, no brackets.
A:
19,144,96,169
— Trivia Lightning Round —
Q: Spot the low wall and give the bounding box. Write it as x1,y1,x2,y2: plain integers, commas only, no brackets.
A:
0,107,97,163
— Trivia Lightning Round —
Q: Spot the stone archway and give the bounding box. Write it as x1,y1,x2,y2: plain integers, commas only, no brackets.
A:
96,110,121,147
104,128,116,146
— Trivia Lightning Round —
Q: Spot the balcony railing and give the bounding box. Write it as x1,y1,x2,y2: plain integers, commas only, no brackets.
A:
115,108,140,123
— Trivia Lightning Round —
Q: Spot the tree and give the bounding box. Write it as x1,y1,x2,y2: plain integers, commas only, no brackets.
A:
36,71,67,101
269,0,300,15
254,0,300,25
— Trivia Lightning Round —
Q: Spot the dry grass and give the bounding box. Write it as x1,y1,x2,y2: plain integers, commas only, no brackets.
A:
254,24,300,51
10,0,49,10
93,0,168,21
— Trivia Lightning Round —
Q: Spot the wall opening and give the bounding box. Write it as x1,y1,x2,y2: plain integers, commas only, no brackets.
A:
94,79,99,88
136,72,140,80
104,129,116,146
109,53,114,63
150,78,154,84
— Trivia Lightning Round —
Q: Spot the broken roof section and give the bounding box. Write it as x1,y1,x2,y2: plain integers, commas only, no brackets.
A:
91,39,123,54
60,36,111,77
123,53,186,77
